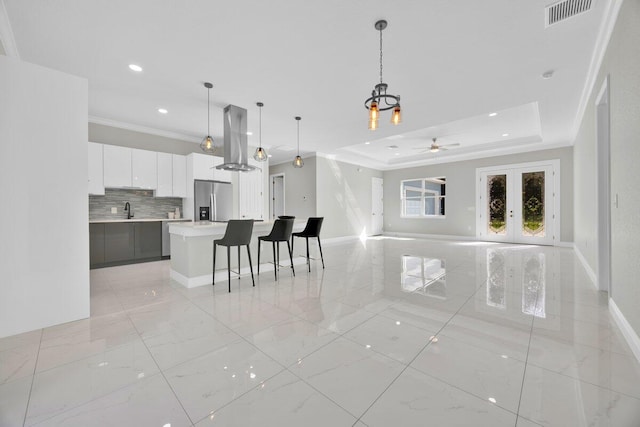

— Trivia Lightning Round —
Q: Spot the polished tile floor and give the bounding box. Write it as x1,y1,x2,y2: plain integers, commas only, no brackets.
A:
2,237,640,426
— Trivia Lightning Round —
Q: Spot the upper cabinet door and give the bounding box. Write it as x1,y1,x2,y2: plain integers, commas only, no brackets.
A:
156,152,173,197
103,145,132,188
172,154,187,197
132,149,157,189
88,142,105,195
191,153,215,180
212,156,232,182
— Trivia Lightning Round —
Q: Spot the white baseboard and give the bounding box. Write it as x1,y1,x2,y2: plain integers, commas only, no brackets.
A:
170,257,309,288
609,298,640,363
383,232,477,242
572,243,598,289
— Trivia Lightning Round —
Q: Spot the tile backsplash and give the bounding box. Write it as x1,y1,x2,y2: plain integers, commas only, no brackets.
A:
89,189,183,220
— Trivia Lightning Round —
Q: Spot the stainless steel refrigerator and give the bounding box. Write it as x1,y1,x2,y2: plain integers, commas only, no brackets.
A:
194,179,233,222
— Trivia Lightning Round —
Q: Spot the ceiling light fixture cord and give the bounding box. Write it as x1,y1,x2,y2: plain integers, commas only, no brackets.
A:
207,86,210,135
379,24,383,84
297,118,300,155
259,104,262,147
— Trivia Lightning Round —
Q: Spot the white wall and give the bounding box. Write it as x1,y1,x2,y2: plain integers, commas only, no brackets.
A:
383,147,574,242
0,56,89,338
269,157,317,220
574,0,640,342
316,157,384,239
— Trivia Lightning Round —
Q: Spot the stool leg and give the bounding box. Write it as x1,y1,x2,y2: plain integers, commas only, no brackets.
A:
227,246,231,293
317,236,325,269
238,245,241,280
246,245,255,287
287,240,295,276
272,241,277,280
257,239,261,275
277,242,280,270
212,242,216,286
306,237,310,272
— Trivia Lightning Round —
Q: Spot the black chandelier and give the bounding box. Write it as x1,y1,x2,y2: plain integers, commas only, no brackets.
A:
364,19,401,130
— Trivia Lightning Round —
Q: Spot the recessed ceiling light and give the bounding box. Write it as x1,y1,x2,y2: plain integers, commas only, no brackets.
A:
267,154,272,158
489,112,497,117
502,133,509,137
364,142,371,145
246,132,253,136
542,70,554,79
394,153,400,156
128,64,143,72
488,397,497,404
158,108,168,114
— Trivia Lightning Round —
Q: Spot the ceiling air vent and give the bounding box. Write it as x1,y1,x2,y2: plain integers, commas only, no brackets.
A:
546,0,592,27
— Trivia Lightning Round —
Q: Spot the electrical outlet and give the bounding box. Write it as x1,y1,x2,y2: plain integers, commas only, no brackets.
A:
111,207,117,214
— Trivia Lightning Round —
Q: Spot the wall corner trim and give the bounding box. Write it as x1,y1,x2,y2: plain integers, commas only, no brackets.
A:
570,0,623,143
573,243,598,289
609,298,640,363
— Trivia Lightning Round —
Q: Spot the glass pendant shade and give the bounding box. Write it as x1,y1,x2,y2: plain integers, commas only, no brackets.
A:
253,102,268,162
292,116,303,168
253,146,267,161
368,118,378,130
391,105,402,125
200,82,217,155
200,135,216,154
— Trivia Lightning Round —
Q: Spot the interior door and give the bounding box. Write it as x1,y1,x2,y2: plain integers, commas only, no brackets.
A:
478,162,556,245
371,177,384,235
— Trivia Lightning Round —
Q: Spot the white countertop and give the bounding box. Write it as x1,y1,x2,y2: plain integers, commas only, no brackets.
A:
89,218,191,224
169,219,305,237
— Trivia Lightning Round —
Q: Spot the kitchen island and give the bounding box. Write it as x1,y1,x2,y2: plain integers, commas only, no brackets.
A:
169,219,307,288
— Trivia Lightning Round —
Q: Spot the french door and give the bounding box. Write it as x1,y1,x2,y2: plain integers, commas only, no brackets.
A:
477,161,558,245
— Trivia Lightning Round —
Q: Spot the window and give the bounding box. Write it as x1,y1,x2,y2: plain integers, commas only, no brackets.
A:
401,177,446,217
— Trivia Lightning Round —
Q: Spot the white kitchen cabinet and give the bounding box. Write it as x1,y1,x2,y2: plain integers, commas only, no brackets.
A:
238,158,265,220
189,153,215,181
212,156,232,182
132,148,157,189
156,152,173,197
172,154,187,197
103,145,132,188
88,142,105,195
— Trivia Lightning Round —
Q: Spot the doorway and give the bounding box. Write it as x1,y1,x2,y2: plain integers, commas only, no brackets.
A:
269,174,285,220
371,177,384,235
596,76,611,293
477,160,559,245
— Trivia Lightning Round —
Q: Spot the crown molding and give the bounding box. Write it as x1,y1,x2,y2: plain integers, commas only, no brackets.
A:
0,0,20,58
570,0,623,142
88,115,201,143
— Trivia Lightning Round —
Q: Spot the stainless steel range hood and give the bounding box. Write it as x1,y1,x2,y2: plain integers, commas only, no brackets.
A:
215,104,258,172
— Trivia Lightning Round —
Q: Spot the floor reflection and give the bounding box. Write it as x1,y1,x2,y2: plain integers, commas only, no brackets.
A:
401,256,446,299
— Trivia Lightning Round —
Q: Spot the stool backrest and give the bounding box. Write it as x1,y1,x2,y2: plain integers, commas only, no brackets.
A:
301,217,323,237
267,218,295,240
221,219,254,246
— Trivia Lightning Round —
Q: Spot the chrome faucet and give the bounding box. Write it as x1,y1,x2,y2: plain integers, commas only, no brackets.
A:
124,202,133,219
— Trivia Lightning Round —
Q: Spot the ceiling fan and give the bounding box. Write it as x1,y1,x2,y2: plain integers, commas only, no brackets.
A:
413,137,460,153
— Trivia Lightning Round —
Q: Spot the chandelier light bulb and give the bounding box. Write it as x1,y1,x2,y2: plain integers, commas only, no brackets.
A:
391,105,402,125
368,118,379,131
293,155,304,168
369,101,379,121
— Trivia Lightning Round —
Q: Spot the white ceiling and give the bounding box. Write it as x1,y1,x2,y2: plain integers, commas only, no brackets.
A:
2,0,608,168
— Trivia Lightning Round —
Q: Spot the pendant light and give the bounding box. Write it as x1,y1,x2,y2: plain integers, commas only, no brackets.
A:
253,102,268,162
200,82,217,154
292,116,304,168
364,20,401,130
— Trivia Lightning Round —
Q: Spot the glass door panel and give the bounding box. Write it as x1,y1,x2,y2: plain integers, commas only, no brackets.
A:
487,174,508,236
521,171,545,237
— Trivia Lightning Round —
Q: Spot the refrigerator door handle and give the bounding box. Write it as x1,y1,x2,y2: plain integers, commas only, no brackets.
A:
211,193,217,221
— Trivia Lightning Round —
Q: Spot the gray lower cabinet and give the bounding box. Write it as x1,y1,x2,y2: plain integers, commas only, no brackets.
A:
90,221,162,268
134,222,161,259
89,223,105,268
104,223,135,263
